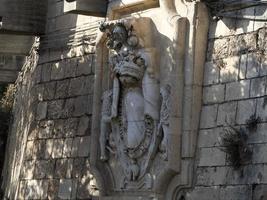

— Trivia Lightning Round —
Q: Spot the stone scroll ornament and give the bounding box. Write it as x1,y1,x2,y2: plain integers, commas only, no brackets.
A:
99,21,171,189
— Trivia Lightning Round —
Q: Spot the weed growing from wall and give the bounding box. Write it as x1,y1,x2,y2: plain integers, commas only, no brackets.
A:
220,114,262,169
220,126,252,169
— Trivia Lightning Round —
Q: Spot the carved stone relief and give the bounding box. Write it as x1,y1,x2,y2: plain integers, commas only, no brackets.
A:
91,1,209,198
98,21,173,189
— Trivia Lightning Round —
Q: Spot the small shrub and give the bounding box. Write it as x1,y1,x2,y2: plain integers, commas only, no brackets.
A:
220,125,252,169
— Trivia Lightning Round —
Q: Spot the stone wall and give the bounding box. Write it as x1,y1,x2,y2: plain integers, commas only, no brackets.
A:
189,5,267,200
2,1,267,200
2,0,102,199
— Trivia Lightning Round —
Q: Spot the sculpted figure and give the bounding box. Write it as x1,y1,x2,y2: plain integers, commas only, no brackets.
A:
99,21,171,184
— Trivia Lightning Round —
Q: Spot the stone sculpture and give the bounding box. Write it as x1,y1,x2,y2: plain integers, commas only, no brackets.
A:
99,21,171,189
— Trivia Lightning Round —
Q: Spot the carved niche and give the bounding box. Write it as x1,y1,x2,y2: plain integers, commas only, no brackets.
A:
90,17,189,199
90,0,210,198
98,20,171,187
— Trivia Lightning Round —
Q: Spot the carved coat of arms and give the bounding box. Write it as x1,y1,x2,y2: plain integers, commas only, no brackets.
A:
98,21,171,189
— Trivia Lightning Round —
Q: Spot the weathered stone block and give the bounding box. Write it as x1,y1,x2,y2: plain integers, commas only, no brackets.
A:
72,158,85,178
256,97,267,122
253,184,267,200
58,179,73,199
63,138,73,158
203,61,220,85
54,159,73,178
212,38,230,60
51,62,65,80
47,100,64,119
220,185,251,200
47,179,59,200
236,99,256,125
77,116,91,136
45,139,54,159
49,49,63,63
68,76,88,97
260,54,267,76
64,58,77,78
203,84,225,104
34,65,42,84
34,84,44,102
71,137,80,158
225,80,250,100
55,79,70,99
78,136,90,157
246,52,261,78
20,160,35,180
198,147,226,167
25,140,35,160
77,55,92,76
253,144,267,164
73,95,89,117
244,164,267,184
53,119,65,138
43,82,56,100
186,186,220,200
38,120,54,139
63,0,107,17
258,27,267,51
217,101,237,125
229,32,257,55
62,98,75,118
41,63,52,82
52,139,65,158
71,178,78,199
25,180,48,199
200,105,218,129
239,53,247,80
250,77,266,97
219,56,240,83
248,123,267,144
196,166,228,186
64,118,79,137
36,139,47,159
34,160,54,179
36,102,47,120
198,127,222,148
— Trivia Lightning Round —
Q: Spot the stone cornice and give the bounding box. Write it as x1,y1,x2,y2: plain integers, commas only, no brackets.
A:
203,0,267,15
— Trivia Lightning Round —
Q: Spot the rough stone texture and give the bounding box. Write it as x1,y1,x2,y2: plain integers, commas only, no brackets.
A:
3,1,267,200
197,5,267,200
1,1,99,198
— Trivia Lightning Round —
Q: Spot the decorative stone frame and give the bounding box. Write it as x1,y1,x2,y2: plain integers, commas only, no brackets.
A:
90,1,210,199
